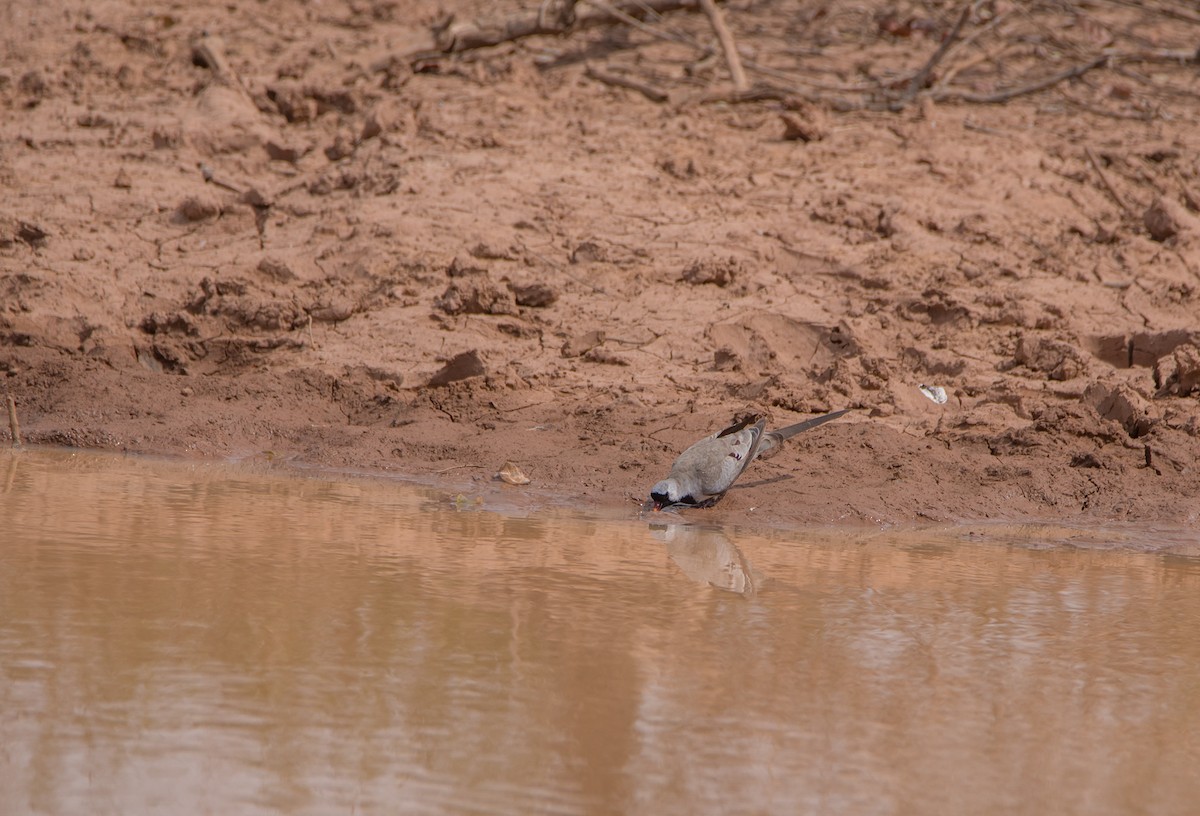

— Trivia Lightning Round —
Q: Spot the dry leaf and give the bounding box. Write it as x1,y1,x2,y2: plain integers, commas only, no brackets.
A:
496,461,531,485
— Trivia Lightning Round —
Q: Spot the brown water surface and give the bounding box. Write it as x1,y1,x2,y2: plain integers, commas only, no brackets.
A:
2,450,1199,815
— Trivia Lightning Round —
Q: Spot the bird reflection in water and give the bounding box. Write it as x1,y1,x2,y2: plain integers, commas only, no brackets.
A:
649,522,761,596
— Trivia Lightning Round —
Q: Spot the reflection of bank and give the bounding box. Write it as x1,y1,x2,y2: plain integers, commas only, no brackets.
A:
649,522,760,596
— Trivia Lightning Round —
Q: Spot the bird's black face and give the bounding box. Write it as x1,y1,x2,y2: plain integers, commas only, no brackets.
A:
649,487,700,512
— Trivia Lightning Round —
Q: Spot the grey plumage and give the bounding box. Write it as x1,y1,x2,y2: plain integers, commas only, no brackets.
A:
649,409,849,510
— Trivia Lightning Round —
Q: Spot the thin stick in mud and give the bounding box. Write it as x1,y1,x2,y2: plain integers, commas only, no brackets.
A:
698,0,748,92
6,395,21,448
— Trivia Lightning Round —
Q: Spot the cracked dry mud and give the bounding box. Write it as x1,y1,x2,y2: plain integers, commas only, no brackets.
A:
2,0,1199,527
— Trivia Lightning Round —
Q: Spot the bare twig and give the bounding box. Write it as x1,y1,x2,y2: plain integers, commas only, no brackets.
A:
581,0,705,51
1110,48,1200,65
739,59,879,94
693,84,822,106
1057,87,1155,121
932,55,1108,103
1085,146,1132,215
935,6,1015,79
6,395,21,448
584,63,669,102
963,118,1006,136
1099,0,1200,26
698,0,748,91
429,0,699,53
936,40,1022,89
899,0,977,106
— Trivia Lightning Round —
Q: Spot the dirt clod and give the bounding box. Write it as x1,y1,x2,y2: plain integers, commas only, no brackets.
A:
176,193,220,222
681,257,740,287
435,278,517,316
509,281,557,308
1154,344,1200,397
428,350,486,387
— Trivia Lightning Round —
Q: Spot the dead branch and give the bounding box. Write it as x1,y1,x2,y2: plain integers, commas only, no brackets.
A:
931,55,1108,104
1085,146,1133,216
1110,48,1200,65
417,0,1183,123
581,0,706,52
695,85,818,105
431,0,700,53
697,0,748,92
1057,88,1155,121
897,0,977,107
936,6,1016,75
585,63,669,101
1100,0,1200,26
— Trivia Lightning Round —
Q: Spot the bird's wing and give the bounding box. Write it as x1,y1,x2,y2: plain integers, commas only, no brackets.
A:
672,420,766,497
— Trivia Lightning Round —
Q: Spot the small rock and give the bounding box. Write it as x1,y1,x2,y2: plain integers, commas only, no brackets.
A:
509,281,557,308
570,241,608,264
681,257,740,287
435,279,517,316
1013,336,1088,381
265,140,303,162
114,168,132,189
308,298,356,323
152,128,182,149
428,350,485,387
176,193,220,222
1144,197,1179,242
0,218,49,249
18,70,48,99
76,111,113,128
446,256,488,277
780,104,827,142
361,100,406,140
583,347,629,366
267,83,317,123
256,256,296,282
73,247,95,261
469,242,513,261
562,329,605,358
324,132,355,161
1069,452,1105,469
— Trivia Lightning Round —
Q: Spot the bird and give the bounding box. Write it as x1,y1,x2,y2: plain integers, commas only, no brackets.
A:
648,409,849,511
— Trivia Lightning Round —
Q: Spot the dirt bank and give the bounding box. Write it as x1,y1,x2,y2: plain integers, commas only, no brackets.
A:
3,0,1199,526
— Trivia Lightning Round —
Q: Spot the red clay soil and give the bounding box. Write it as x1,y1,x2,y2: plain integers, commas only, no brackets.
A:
2,0,1199,527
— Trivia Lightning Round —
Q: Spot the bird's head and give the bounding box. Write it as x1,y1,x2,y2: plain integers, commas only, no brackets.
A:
649,478,683,511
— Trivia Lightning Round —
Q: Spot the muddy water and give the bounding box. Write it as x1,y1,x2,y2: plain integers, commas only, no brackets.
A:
2,451,1199,816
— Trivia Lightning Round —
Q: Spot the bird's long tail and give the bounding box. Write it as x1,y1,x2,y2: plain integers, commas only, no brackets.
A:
760,409,849,454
